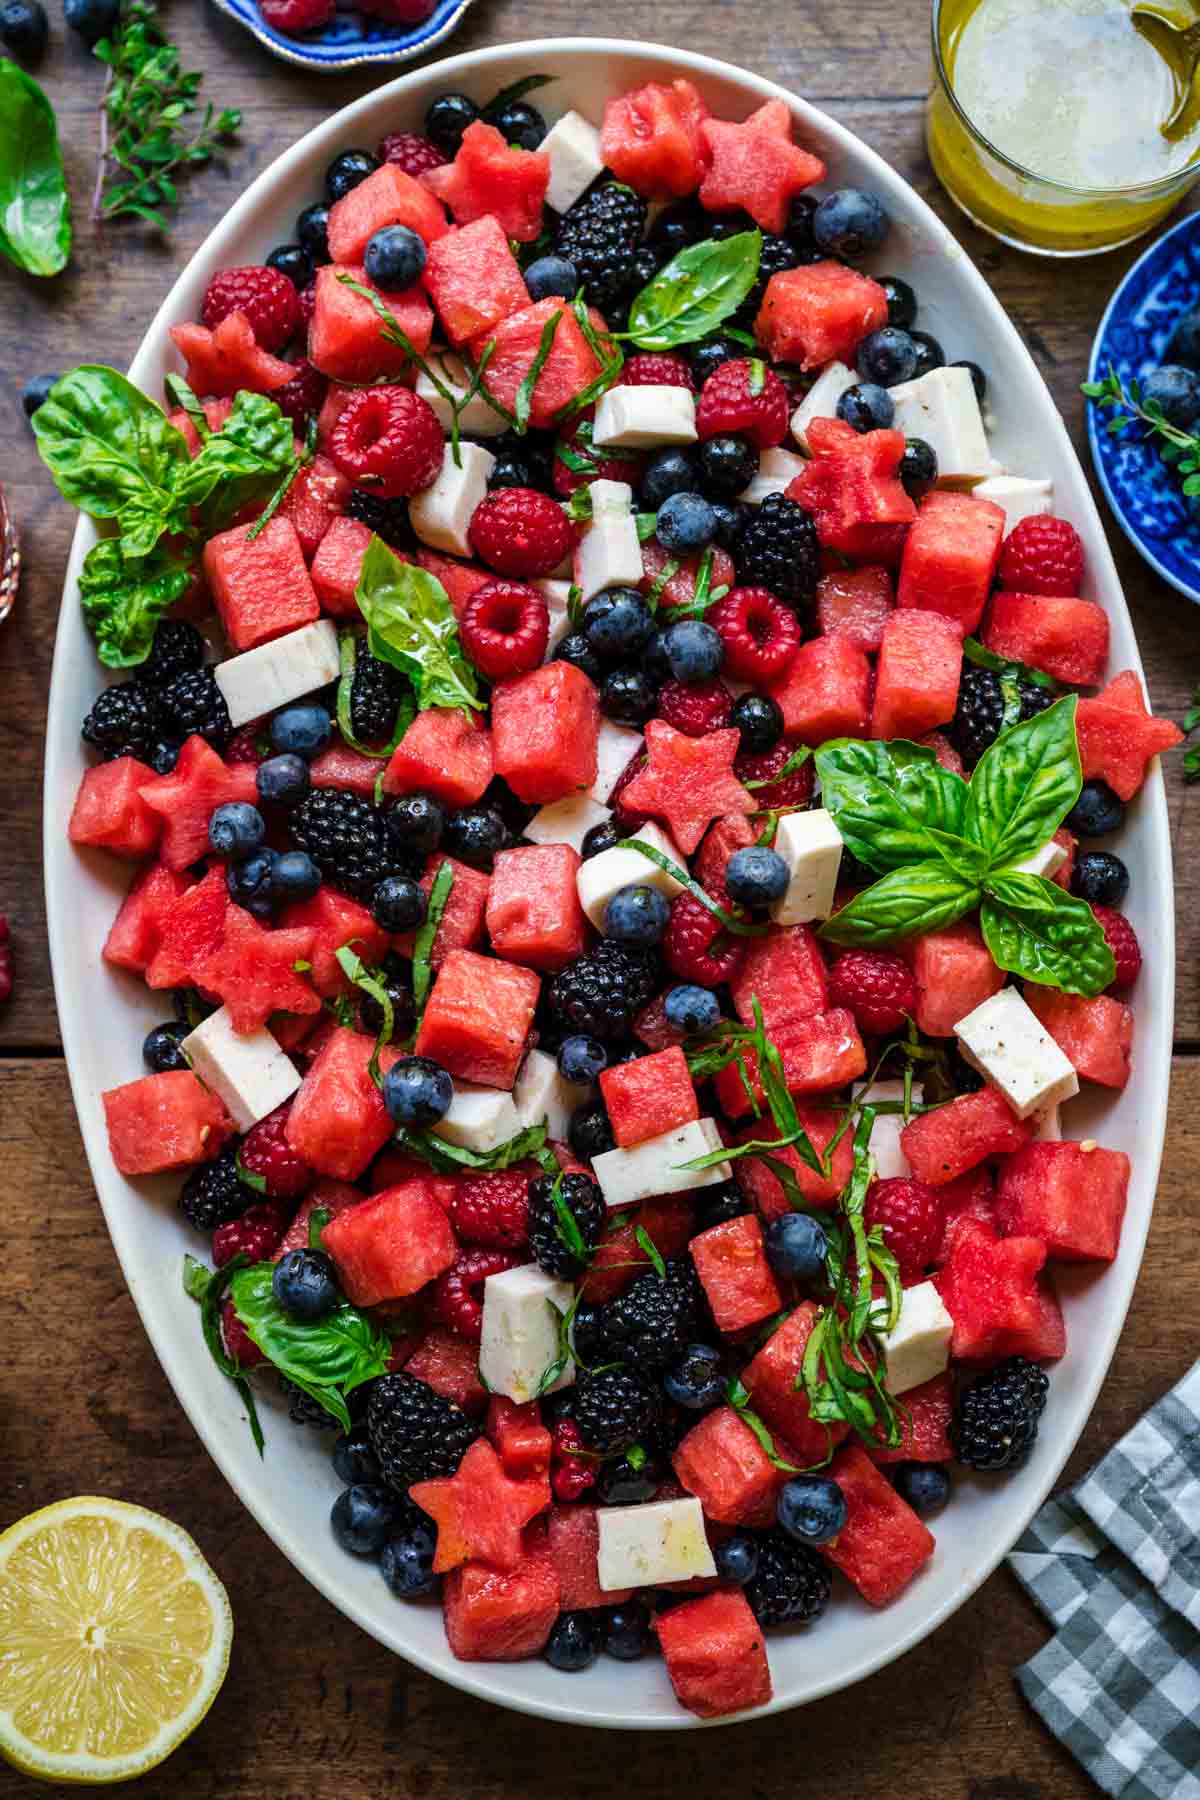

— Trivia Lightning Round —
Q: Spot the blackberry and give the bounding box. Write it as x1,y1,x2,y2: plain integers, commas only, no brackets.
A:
351,647,408,744
951,1356,1049,1472
290,786,393,902
140,619,206,690
693,1181,748,1230
179,1149,251,1231
346,487,413,550
158,667,232,753
81,681,160,761
949,665,1055,768
548,940,661,1041
734,494,820,608
733,232,802,329
280,1377,339,1430
591,1257,708,1373
553,181,648,317
744,1529,832,1626
367,1370,479,1492
527,1170,605,1278
572,1367,657,1455
568,1098,616,1161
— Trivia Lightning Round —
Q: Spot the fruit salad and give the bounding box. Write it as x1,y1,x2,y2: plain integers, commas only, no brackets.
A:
43,70,1184,1721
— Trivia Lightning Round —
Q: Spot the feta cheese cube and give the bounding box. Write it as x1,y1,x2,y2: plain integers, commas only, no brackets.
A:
479,1262,575,1403
853,1079,924,1180
880,1280,954,1395
593,385,697,450
790,361,857,451
954,987,1080,1119
1010,836,1068,881
592,1118,731,1211
541,109,604,216
534,578,574,656
887,365,991,483
213,619,340,730
575,479,643,602
414,353,509,438
596,1496,717,1590
739,446,807,506
590,719,643,804
181,1007,301,1132
408,441,495,556
513,1047,583,1141
525,793,612,854
971,474,1053,533
770,808,844,925
575,821,686,929
432,1081,521,1153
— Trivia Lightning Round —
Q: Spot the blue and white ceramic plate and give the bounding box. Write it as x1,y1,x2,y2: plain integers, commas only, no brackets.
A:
209,0,477,71
1088,209,1200,605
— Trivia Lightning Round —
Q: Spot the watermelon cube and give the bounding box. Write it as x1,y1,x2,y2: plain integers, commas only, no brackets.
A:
821,1445,935,1606
169,312,293,398
1075,669,1185,800
309,514,373,615
309,740,383,796
403,1325,488,1414
868,1373,953,1465
871,610,963,740
655,1590,772,1719
900,1086,1033,1185
754,261,888,371
327,161,449,265
143,866,229,990
766,632,871,745
285,1027,401,1180
197,906,320,1034
421,216,530,348
690,1215,782,1332
816,565,894,649
694,811,757,894
414,948,539,1090
275,454,350,561
933,1168,996,1264
742,1302,848,1465
280,887,389,999
487,1397,552,1480
322,1180,456,1305
995,1140,1130,1263
203,516,319,654
600,78,710,199
422,121,549,241
415,548,493,619
103,863,191,974
905,920,1004,1038
491,661,600,804
545,1505,633,1609
599,1045,698,1148
103,1071,233,1175
935,1218,1065,1361
69,757,161,860
393,854,491,967
735,1106,854,1216
897,490,1005,633
581,1195,694,1304
786,418,914,562
384,707,494,807
671,1404,789,1527
1023,985,1132,1088
984,593,1109,687
442,1542,560,1660
730,924,829,1035
713,1010,866,1116
308,263,434,385
468,301,602,432
138,737,259,871
485,844,589,973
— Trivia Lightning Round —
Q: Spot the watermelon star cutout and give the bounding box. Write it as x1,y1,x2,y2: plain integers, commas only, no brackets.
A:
787,415,915,560
619,719,754,855
422,120,550,242
197,904,321,1035
139,735,258,871
1075,670,1185,801
699,100,826,235
409,1438,551,1573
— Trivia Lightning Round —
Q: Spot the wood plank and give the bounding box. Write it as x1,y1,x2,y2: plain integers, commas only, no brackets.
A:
4,1052,1196,1790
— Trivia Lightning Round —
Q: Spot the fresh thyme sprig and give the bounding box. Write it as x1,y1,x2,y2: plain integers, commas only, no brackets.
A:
1181,682,1200,783
1082,363,1200,497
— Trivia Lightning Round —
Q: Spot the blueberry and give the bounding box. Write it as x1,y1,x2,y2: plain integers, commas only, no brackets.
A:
544,1611,601,1672
331,1484,398,1557
857,327,918,388
271,850,322,903
813,188,889,262
892,1463,951,1517
443,804,507,870
661,618,723,683
360,978,414,1043
524,254,577,301
325,149,379,203
725,845,789,907
364,224,427,292
697,434,759,500
266,243,313,291
786,193,819,249
583,587,655,660
950,358,987,401
372,874,428,932
714,1533,759,1586
1071,850,1129,907
382,1055,453,1128
488,98,546,150
693,1183,748,1229
1066,778,1124,838
0,0,47,64
226,848,277,918
879,274,917,329
270,703,332,760
601,666,658,724
332,1427,382,1487
558,1034,607,1083
908,330,945,379
596,1452,659,1506
663,1343,725,1410
581,818,623,860
837,382,895,432
731,691,784,754
256,752,310,809
273,1247,340,1322
641,447,699,509
142,1021,190,1074
380,1527,439,1598
710,498,749,549
568,1098,615,1161
64,0,119,43
296,202,331,264
641,628,673,686
777,1474,847,1545
556,631,606,684
1142,364,1200,430
385,791,445,857
764,1212,829,1283
425,92,478,157
688,336,742,386
1166,304,1200,370
208,801,265,861
148,740,182,775
656,491,717,555
899,436,939,500
21,371,58,417
603,1600,653,1660
604,883,671,946
663,984,720,1036
488,451,534,490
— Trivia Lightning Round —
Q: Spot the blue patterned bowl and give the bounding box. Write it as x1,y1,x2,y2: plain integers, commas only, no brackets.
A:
209,0,476,71
1088,210,1200,605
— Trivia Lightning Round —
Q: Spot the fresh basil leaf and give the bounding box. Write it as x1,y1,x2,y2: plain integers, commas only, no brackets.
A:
234,1153,268,1195
355,537,482,715
814,737,976,876
980,872,1116,995
402,1120,552,1174
163,373,211,441
77,536,192,669
182,389,298,529
962,635,1060,695
554,294,624,421
308,1207,331,1251
0,60,71,276
725,1379,806,1472
634,1225,666,1280
616,837,769,937
514,307,561,433
33,366,190,552
334,943,394,1087
183,1253,265,1454
626,230,762,351
819,862,980,946
483,72,553,114
411,859,455,1015
229,1261,392,1430
555,1176,590,1264
965,695,1081,872
745,745,811,790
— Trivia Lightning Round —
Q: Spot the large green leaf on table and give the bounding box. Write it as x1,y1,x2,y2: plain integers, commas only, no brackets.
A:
0,60,71,277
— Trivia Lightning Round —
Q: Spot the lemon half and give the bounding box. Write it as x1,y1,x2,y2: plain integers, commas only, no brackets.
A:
0,1496,232,1785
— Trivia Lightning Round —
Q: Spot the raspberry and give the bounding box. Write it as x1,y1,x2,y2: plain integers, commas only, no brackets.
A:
696,358,790,449
734,741,815,809
467,487,572,578
328,386,444,499
551,1417,597,1501
450,1169,530,1249
657,677,733,737
225,721,267,764
377,131,445,176
201,265,301,352
298,283,317,326
997,515,1085,597
460,579,549,678
212,1201,291,1269
618,352,694,390
261,0,334,30
221,1299,267,1368
552,412,642,498
1093,904,1142,988
432,1247,523,1342
273,357,327,430
0,917,11,1005
708,586,801,681
827,949,917,1036
662,891,745,987
239,1102,313,1200
864,1177,944,1284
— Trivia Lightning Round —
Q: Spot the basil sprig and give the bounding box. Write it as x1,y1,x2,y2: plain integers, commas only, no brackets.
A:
400,1119,558,1176
183,1254,265,1454
354,537,482,715
818,698,1115,995
624,230,762,351
228,1261,392,1432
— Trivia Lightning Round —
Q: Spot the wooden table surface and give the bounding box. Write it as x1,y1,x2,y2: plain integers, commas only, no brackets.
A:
2,5,1198,1795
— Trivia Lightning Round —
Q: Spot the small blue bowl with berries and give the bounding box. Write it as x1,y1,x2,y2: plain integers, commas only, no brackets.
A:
209,0,477,72
1088,209,1200,606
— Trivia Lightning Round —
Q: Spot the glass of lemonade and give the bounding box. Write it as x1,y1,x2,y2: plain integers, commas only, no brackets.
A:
928,0,1200,254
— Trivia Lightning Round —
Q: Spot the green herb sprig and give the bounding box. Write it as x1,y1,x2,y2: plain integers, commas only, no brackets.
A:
227,1261,393,1432
1083,363,1200,496
333,943,395,1087
183,1254,264,1454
